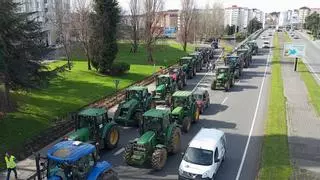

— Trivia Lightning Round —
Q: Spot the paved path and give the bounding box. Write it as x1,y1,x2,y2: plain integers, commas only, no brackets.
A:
280,33,320,180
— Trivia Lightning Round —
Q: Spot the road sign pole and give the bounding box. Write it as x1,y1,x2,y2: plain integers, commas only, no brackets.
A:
294,57,298,72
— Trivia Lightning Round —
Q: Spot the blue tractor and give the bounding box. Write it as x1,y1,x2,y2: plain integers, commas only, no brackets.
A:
40,140,118,180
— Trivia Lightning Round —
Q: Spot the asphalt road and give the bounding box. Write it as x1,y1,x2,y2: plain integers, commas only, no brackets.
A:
294,31,320,84
99,33,272,180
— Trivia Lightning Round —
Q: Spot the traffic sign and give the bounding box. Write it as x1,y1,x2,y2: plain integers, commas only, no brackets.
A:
284,43,306,58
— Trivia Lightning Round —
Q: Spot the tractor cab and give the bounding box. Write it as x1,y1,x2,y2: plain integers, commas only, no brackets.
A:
246,40,258,55
46,141,118,180
236,48,252,68
140,109,171,136
188,52,203,72
125,86,149,101
179,57,197,79
179,57,194,67
215,66,231,78
172,91,193,115
156,75,172,87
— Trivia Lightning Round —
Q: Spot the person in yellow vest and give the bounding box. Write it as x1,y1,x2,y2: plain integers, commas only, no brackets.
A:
5,152,18,180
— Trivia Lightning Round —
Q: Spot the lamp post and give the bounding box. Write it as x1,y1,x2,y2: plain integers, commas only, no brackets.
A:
113,79,120,101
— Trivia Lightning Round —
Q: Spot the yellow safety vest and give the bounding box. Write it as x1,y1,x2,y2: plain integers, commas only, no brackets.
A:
4,155,16,169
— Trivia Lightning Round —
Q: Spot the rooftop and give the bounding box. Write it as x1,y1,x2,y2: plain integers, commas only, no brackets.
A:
78,108,106,116
173,91,192,97
47,141,95,164
189,128,224,150
143,108,170,118
127,86,147,91
193,89,207,95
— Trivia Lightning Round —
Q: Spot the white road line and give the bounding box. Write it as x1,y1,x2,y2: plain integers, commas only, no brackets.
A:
221,97,228,105
113,147,125,156
235,53,271,180
192,52,224,92
303,56,320,83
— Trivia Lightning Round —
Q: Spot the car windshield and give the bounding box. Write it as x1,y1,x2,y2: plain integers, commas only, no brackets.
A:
48,160,73,180
173,97,186,107
157,77,168,85
183,147,213,166
193,94,203,100
127,90,140,99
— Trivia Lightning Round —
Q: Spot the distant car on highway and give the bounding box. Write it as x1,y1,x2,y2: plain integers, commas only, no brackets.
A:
178,128,226,180
261,35,268,40
262,41,271,48
294,35,299,39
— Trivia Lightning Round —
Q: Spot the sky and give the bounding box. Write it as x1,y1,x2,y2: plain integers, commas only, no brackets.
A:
117,0,320,13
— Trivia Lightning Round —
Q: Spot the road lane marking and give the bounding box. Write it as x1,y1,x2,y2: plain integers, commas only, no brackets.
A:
192,52,223,92
235,52,271,180
303,56,320,83
113,147,125,156
221,97,228,105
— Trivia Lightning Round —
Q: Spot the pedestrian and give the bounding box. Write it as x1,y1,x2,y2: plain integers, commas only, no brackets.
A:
5,152,18,180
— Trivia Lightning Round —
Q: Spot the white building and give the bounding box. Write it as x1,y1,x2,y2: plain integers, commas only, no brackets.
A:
224,5,241,29
239,8,249,30
14,0,71,46
278,11,288,26
298,7,311,24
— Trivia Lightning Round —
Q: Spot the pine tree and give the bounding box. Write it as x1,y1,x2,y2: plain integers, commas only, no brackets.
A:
91,0,120,74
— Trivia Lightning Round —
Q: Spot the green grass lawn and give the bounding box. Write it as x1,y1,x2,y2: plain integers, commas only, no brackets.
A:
284,32,292,43
220,40,234,54
258,33,293,179
0,41,194,166
298,62,320,115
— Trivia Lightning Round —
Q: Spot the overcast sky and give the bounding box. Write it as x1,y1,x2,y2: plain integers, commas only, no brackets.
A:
117,0,320,13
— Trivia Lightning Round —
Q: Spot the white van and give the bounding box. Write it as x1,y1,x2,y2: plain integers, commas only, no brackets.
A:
178,128,226,180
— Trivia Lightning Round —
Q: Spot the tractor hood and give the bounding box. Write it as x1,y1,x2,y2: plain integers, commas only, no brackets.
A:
122,98,139,109
68,128,89,142
172,107,183,115
137,131,155,145
156,84,166,93
217,73,225,80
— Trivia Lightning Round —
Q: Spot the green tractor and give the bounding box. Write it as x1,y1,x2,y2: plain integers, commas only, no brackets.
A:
124,109,181,170
114,86,153,127
237,47,252,68
188,52,204,72
224,55,244,79
178,57,197,79
152,75,178,106
168,65,187,90
246,40,259,55
171,91,200,133
68,108,120,150
211,65,235,91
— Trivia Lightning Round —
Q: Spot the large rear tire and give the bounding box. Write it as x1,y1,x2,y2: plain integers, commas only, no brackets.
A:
135,111,143,127
99,169,119,180
183,75,187,86
124,143,134,165
224,81,230,92
151,148,167,170
182,117,191,133
167,127,181,154
211,81,217,90
105,125,120,149
178,81,184,90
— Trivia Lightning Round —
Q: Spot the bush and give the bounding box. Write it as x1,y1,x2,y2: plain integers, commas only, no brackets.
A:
236,32,246,42
109,62,130,75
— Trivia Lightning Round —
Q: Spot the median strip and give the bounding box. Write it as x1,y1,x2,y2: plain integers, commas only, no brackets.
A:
258,32,293,179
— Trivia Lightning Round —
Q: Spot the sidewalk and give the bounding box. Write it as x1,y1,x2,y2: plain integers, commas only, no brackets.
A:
297,30,320,49
281,40,320,179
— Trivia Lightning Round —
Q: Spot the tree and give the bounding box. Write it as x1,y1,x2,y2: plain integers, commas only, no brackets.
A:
247,17,263,34
179,0,195,52
73,0,93,70
129,0,141,53
91,0,120,73
0,0,49,112
305,12,320,39
49,0,73,70
142,0,165,63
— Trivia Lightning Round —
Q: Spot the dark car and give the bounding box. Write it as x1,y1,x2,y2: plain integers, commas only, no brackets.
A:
192,89,210,114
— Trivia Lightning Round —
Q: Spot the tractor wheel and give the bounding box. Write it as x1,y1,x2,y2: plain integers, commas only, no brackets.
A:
150,101,156,109
206,98,210,109
178,81,184,90
211,81,217,90
135,112,143,127
182,117,191,133
231,77,235,87
189,71,193,79
165,95,172,106
194,108,200,122
151,148,167,170
105,125,120,149
100,169,119,180
224,81,230,92
124,143,134,165
193,67,197,76
167,127,181,154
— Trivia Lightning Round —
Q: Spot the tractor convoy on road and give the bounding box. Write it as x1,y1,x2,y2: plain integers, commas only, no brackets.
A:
33,39,259,180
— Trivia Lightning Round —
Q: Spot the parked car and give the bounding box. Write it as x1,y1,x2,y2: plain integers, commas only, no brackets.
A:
262,41,271,48
178,128,226,180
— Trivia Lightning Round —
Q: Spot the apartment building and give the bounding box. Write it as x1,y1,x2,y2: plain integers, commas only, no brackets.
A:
14,0,71,46
298,7,311,24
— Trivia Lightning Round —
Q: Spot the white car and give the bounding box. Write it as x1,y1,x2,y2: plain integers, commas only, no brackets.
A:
261,35,268,40
178,128,226,180
262,41,270,48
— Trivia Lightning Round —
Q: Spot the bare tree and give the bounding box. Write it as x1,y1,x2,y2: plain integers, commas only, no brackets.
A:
179,0,195,51
142,0,164,63
129,0,141,53
73,0,93,70
48,0,73,70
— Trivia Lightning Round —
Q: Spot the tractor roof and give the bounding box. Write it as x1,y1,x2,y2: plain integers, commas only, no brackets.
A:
47,141,95,164
196,44,211,48
78,108,106,117
180,57,193,60
143,108,170,118
237,48,248,52
216,65,230,69
127,86,147,91
173,91,192,97
226,55,239,58
158,74,170,78
189,52,200,56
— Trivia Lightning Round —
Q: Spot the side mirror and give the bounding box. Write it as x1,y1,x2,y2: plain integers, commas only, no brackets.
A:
214,158,220,163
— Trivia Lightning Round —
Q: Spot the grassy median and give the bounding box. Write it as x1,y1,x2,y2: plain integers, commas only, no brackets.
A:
298,62,320,115
258,33,292,179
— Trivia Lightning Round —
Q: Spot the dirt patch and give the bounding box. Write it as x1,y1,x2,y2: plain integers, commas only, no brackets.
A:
291,167,320,180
